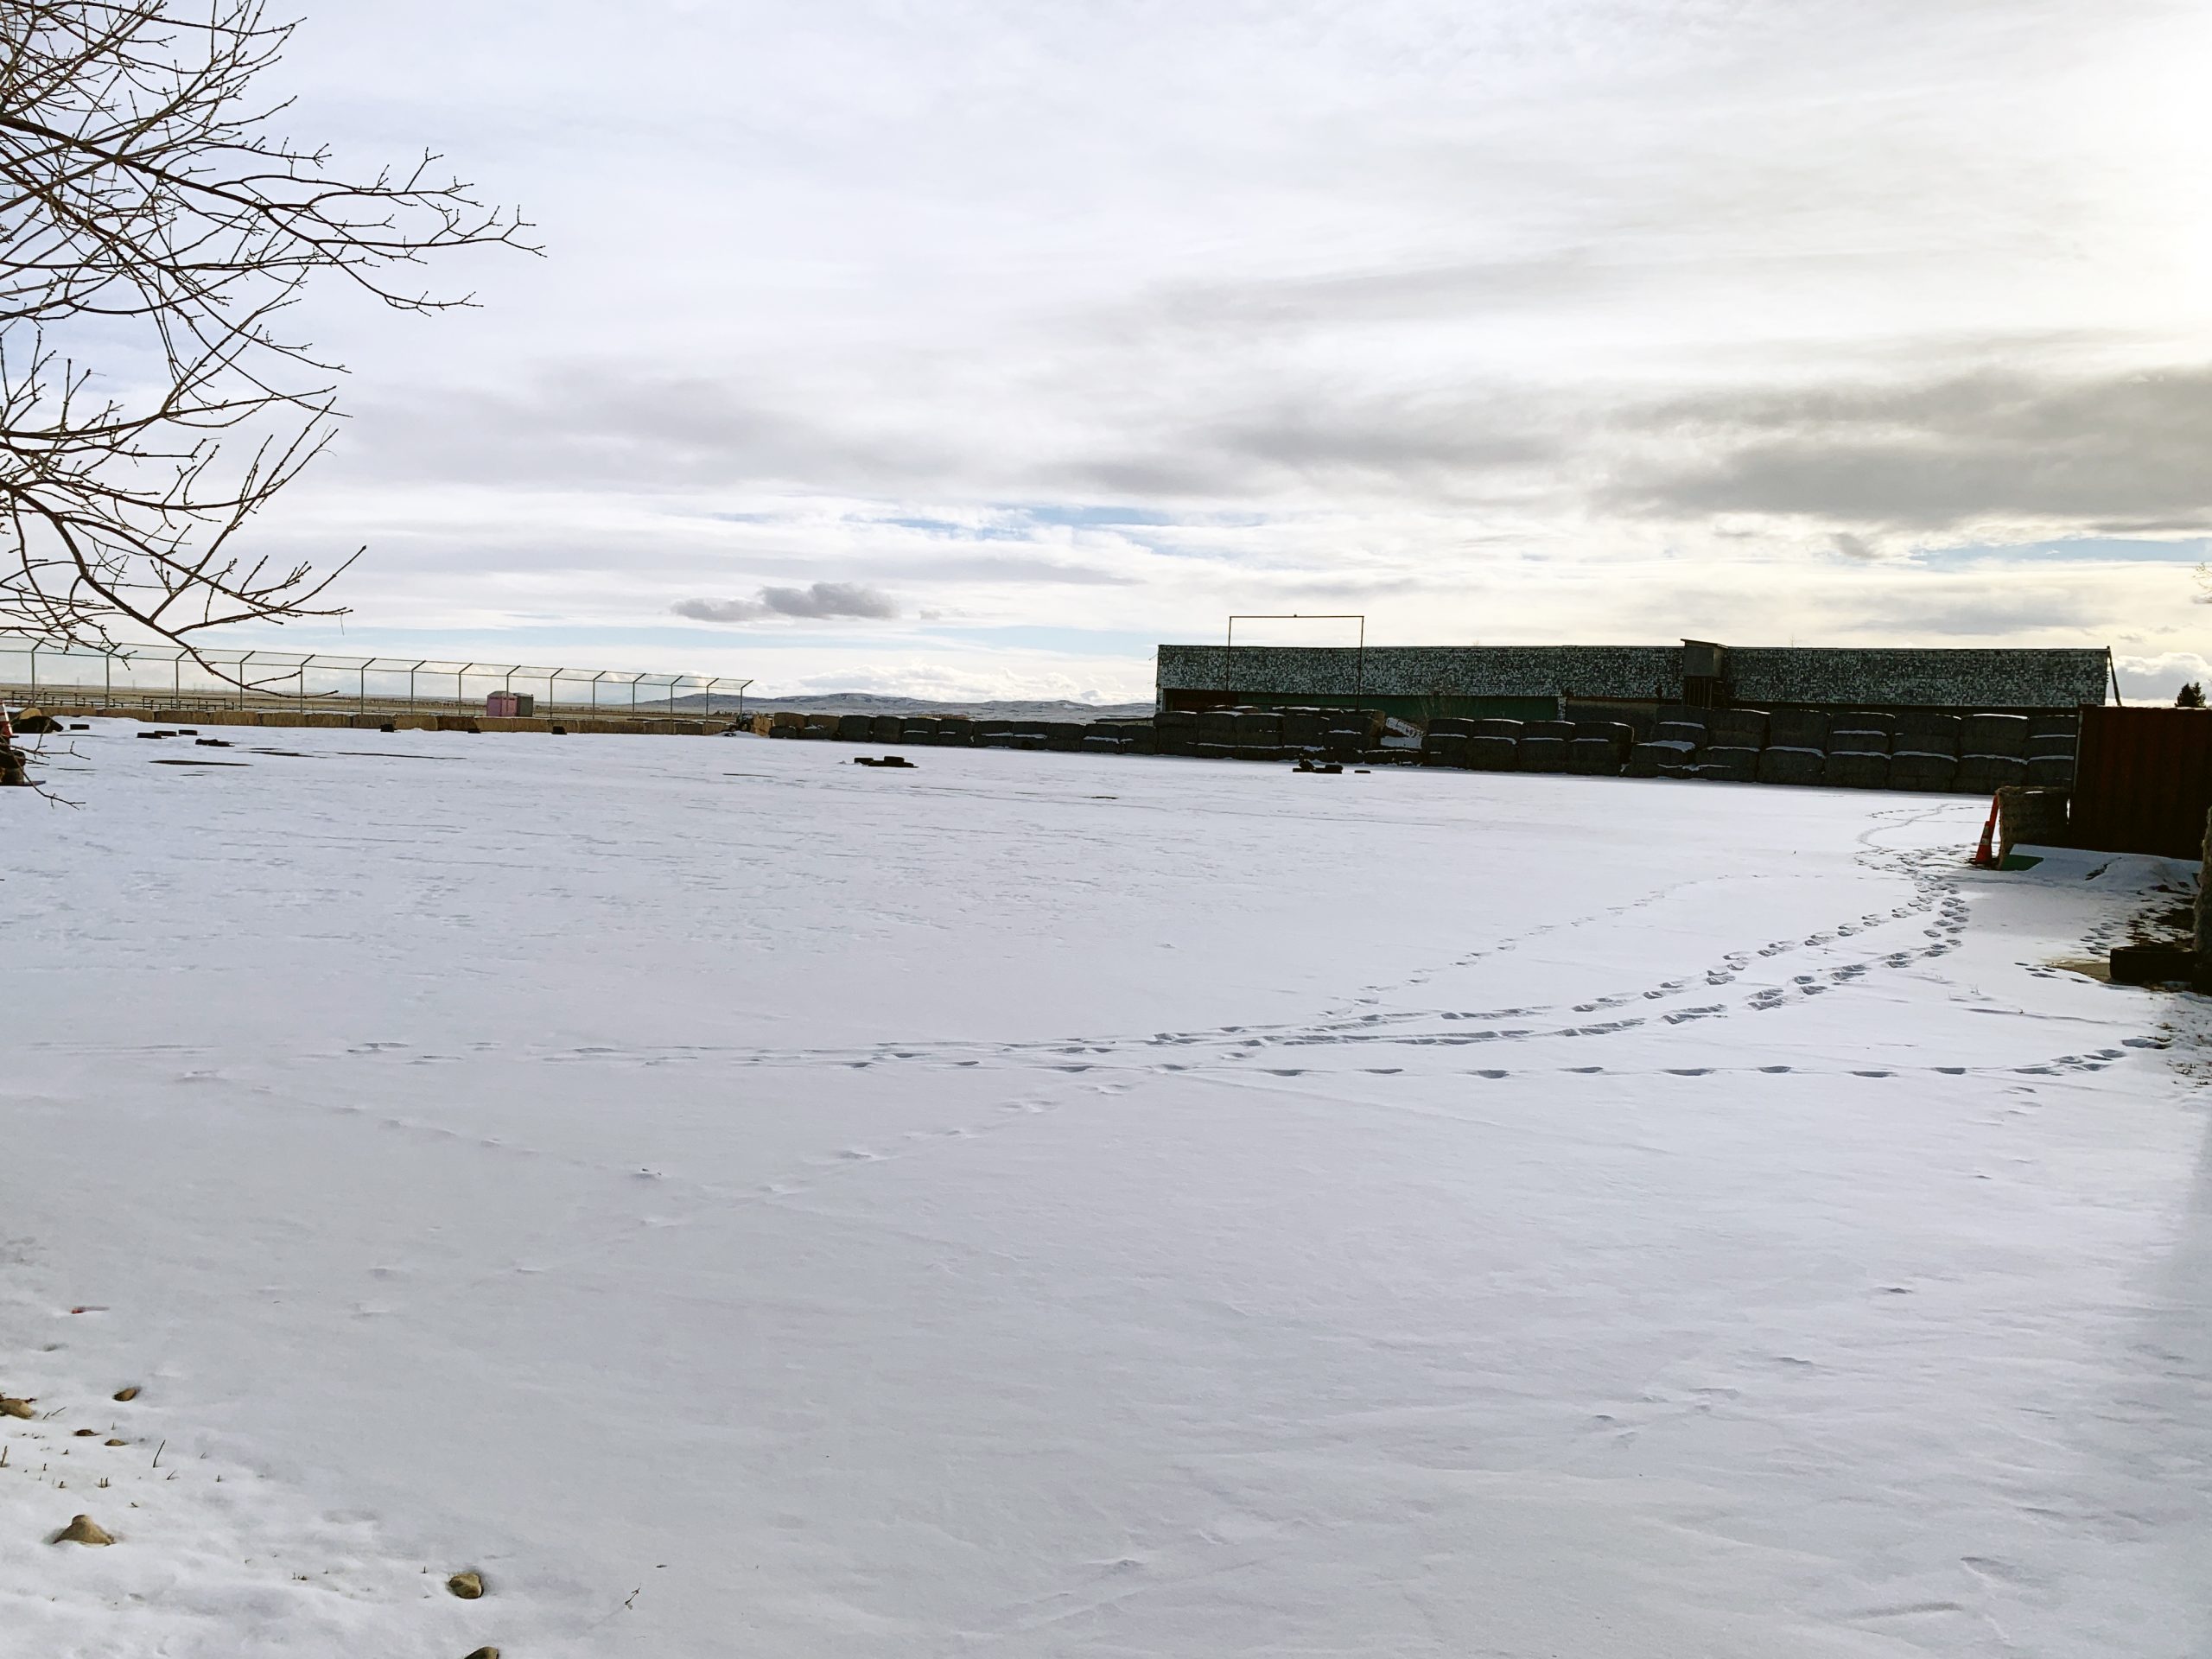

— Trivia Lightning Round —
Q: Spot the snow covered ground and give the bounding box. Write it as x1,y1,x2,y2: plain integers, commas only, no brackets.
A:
3,721,2208,1658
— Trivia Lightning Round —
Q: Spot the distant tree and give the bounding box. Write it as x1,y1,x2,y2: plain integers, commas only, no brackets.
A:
0,2,531,661
2177,683,2205,709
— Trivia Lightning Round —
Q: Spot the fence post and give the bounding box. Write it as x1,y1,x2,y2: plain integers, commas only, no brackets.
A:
2196,808,2212,988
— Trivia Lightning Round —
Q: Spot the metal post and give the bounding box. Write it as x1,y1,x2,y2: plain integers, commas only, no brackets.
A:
28,644,35,703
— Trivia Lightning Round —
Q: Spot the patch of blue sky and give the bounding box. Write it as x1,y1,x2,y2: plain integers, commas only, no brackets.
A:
878,516,1034,541
1912,536,2209,568
1014,504,1181,529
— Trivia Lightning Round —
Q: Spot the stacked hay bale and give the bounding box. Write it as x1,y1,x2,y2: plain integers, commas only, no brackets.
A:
741,702,2081,803
1629,709,1706,777
1231,709,1285,760
1824,713,1893,788
1697,707,1765,782
1421,716,1474,768
1888,711,1961,792
2024,714,2077,786
1956,713,2030,794
1325,709,1382,760
1757,708,1827,784
1567,720,1634,775
1466,717,1522,771
1517,717,1576,774
1279,709,1332,758
1194,708,1238,760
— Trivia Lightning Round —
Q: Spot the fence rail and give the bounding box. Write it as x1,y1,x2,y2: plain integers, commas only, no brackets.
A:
0,640,753,720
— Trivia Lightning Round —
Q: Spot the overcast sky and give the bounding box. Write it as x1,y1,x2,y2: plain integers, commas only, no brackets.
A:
225,0,2212,699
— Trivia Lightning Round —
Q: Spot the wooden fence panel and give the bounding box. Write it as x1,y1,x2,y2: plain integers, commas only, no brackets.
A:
2069,706,2212,859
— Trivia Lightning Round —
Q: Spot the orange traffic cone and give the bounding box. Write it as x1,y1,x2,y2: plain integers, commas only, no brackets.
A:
1970,796,1999,868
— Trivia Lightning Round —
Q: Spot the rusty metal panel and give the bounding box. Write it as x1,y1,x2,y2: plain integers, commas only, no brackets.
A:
2069,706,2212,859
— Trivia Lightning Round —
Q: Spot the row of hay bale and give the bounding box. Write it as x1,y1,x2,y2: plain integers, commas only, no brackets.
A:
753,702,2082,795
1415,705,2077,791
760,707,1397,758
1626,707,2077,791
1154,707,1390,760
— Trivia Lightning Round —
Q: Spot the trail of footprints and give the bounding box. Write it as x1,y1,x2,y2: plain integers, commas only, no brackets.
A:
573,823,2140,1084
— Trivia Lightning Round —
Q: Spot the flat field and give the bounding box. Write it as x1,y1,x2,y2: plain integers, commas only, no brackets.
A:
2,724,2206,1657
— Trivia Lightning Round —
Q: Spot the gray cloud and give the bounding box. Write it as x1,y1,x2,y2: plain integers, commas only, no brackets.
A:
673,582,898,623
1611,365,2212,531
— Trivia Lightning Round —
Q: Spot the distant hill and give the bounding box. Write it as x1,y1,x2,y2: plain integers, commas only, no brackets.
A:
678,691,1156,720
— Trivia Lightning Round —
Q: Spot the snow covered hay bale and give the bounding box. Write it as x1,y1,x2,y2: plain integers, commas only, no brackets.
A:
1756,746,1826,785
1963,713,2030,757
1701,745,1759,782
1626,741,1681,778
1567,736,1624,775
1828,726,1891,756
1707,708,1769,748
1465,734,1519,771
1895,712,1962,756
1957,753,2029,792
1889,751,1961,791
2026,730,2078,760
1825,751,1891,788
1767,708,1829,750
1518,735,1568,773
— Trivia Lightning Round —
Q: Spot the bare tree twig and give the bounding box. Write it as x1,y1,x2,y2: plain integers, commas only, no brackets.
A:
0,2,534,671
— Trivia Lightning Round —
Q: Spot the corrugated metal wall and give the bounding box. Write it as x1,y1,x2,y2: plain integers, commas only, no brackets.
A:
2069,708,2212,859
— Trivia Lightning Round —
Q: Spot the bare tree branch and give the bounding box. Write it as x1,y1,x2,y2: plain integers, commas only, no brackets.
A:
0,1,533,665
